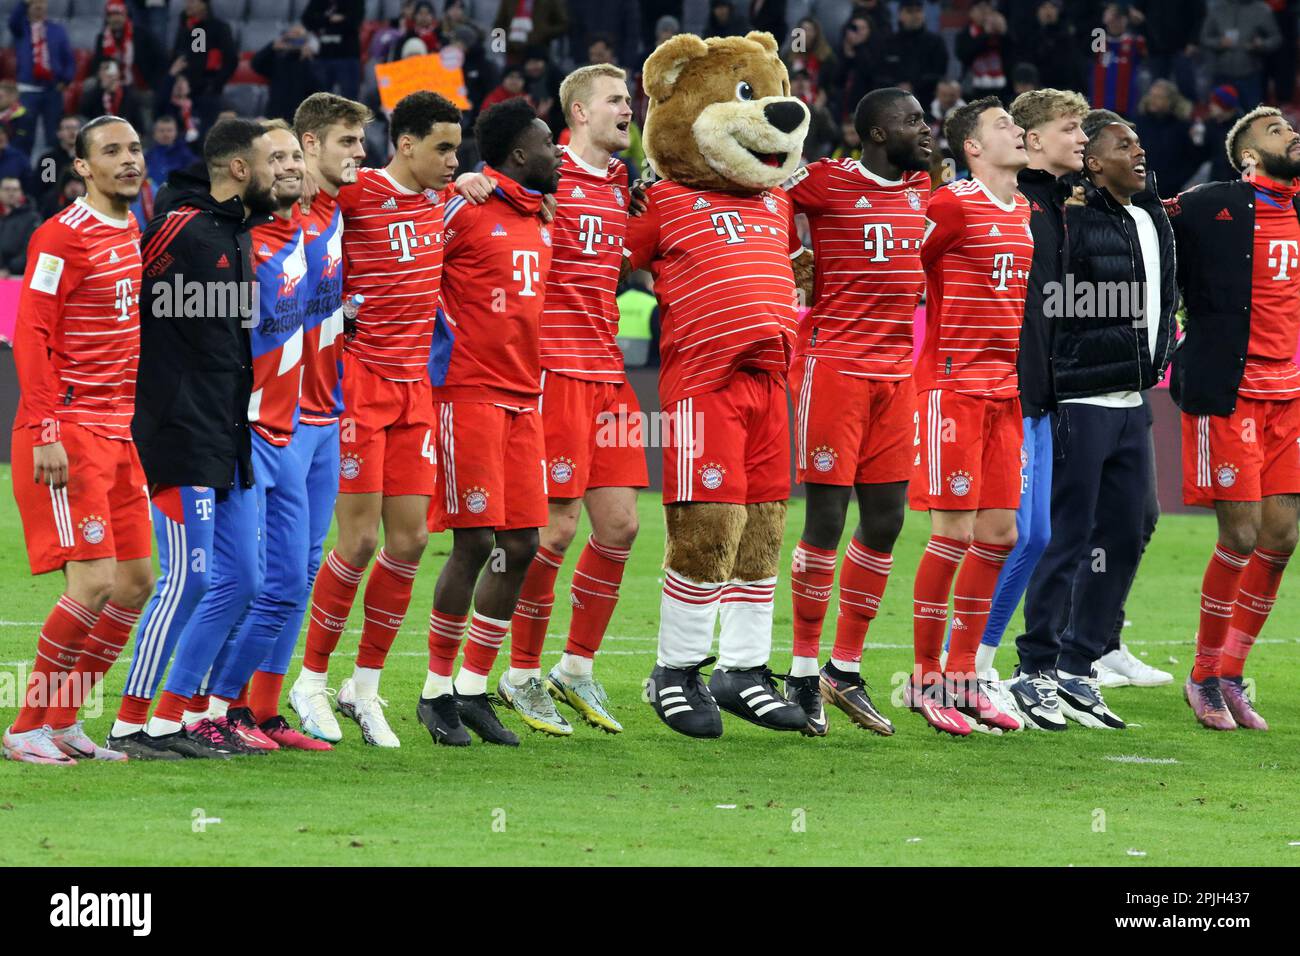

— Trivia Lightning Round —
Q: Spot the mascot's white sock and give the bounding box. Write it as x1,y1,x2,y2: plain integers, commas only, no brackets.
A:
717,576,777,670
657,569,724,667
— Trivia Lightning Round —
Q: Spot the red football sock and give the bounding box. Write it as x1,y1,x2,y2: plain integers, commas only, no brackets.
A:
152,689,189,725
187,693,210,714
223,683,249,710
1222,547,1290,678
912,535,968,686
45,601,139,729
12,595,97,733
117,694,152,725
460,612,509,676
428,608,468,676
831,539,893,665
248,670,284,724
944,541,1012,679
302,550,365,674
790,540,837,660
509,546,562,669
564,536,630,659
1193,545,1252,682
355,549,419,670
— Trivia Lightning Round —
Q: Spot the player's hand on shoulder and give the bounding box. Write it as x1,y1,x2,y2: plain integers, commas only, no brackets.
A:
33,440,68,488
300,169,321,212
455,171,497,205
630,180,650,217
541,193,557,223
1065,184,1086,207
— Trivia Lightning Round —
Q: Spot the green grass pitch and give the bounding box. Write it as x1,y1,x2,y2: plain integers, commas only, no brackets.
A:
0,462,1298,866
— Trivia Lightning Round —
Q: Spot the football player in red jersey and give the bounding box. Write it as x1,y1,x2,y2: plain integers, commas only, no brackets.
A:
908,97,1033,736
5,116,154,764
781,88,932,738
418,98,564,747
503,64,647,737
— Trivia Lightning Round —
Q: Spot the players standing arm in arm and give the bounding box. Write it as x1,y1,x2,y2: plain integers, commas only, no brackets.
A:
622,186,661,274
12,231,89,486
920,188,966,266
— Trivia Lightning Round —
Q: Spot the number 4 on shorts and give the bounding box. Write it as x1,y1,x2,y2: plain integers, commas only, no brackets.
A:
421,429,437,466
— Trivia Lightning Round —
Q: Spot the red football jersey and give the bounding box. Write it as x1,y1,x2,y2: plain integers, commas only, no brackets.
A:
299,189,346,425
433,169,554,408
13,198,142,443
539,147,629,382
337,167,452,381
1241,175,1300,400
918,178,1034,399
786,158,929,378
625,180,801,405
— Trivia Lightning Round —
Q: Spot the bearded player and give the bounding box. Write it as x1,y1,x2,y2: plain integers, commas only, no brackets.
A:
1169,106,1300,731
4,116,152,764
908,97,1032,736
780,88,931,737
499,64,648,737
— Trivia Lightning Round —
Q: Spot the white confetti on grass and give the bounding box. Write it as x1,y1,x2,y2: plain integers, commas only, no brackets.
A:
906,837,922,844
1127,849,1147,857
715,804,736,810
1105,755,1179,765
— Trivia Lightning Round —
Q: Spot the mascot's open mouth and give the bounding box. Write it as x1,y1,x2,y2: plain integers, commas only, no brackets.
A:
748,149,788,167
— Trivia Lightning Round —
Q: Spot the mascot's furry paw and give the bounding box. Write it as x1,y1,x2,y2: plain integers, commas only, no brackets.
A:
792,248,815,311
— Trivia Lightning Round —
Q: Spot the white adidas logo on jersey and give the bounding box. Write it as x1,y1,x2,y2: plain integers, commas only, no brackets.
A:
855,196,872,209
381,197,398,210
108,249,120,264
692,197,711,210
570,185,586,198
988,224,1002,237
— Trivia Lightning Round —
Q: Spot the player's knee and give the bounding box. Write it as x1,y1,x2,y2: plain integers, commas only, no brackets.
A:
117,569,157,610
500,530,541,569
594,512,639,551
543,514,579,554
384,526,428,563
452,528,497,567
1220,524,1259,556
1260,520,1299,555
859,508,905,553
985,526,1018,550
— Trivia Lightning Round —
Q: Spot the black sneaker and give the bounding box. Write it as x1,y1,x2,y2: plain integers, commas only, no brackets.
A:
105,731,184,761
1006,668,1068,731
709,665,806,732
648,658,722,739
147,720,236,759
1056,668,1126,729
453,692,520,746
418,694,471,747
783,674,828,736
818,664,895,736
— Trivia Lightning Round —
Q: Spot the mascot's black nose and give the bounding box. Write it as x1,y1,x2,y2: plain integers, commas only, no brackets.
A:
764,100,807,134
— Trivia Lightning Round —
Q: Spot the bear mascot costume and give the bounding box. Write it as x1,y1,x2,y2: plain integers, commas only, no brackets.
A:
626,31,816,738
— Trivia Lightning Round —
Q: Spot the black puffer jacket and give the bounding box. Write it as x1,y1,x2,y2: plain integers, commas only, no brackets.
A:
133,163,256,489
1016,166,1072,417
1053,176,1178,400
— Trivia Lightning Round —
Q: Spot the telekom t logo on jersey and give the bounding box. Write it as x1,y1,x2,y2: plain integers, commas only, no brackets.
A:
114,278,134,322
1268,239,1299,280
578,214,605,255
991,253,1015,291
513,250,540,296
388,220,418,262
863,223,894,262
711,211,746,244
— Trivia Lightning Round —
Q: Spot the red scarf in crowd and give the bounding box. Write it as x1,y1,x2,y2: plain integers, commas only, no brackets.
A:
31,19,53,83
185,15,224,73
100,2,135,75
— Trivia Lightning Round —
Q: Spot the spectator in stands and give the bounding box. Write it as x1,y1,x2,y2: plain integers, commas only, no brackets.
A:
1200,0,1281,111
0,81,32,157
0,175,39,279
1192,82,1242,182
40,166,83,219
879,0,948,108
0,128,32,195
830,116,861,160
783,17,835,96
481,65,529,112
1022,0,1085,94
854,0,894,41
32,113,77,204
145,114,197,188
168,0,238,138
930,78,965,148
1089,3,1147,115
302,0,364,101
157,73,201,145
588,33,617,66
444,25,498,118
566,0,644,68
401,1,441,53
1265,0,1297,103
495,0,569,62
957,0,1015,104
93,0,161,90
748,0,787,36
8,0,74,157
823,10,876,120
78,61,147,134
653,13,681,47
790,69,835,159
705,1,747,37
1138,0,1205,101
252,24,326,123
1012,61,1040,96
1136,78,1199,194
128,0,171,54
522,47,562,127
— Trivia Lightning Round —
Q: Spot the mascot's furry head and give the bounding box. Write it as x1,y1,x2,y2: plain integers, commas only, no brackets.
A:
642,31,809,193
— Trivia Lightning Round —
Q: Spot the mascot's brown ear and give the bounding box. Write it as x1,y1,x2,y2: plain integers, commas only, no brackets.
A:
744,31,779,55
643,33,710,101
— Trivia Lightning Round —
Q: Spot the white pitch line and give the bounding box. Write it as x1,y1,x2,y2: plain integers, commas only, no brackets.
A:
1104,755,1181,765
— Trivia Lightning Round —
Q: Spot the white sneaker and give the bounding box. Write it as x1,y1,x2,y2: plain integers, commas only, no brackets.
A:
336,678,400,747
977,669,1024,731
1098,644,1173,687
1094,659,1130,688
288,677,343,743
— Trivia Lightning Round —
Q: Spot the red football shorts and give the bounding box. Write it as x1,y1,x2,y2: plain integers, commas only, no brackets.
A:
791,355,915,486
539,371,649,497
910,389,1022,511
1182,397,1300,506
429,401,549,531
662,370,790,505
338,351,437,497
11,423,152,575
